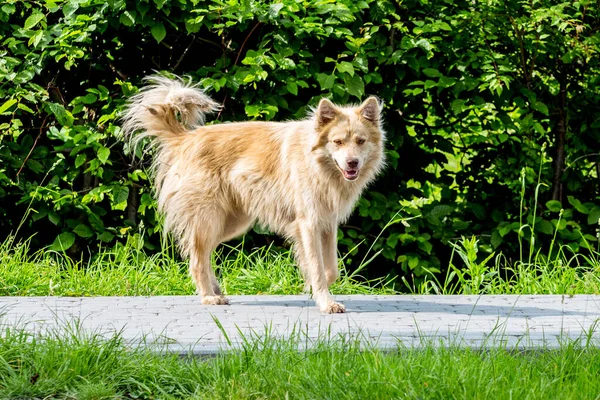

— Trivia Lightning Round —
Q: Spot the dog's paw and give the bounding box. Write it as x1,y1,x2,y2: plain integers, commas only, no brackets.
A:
201,295,230,305
323,302,346,314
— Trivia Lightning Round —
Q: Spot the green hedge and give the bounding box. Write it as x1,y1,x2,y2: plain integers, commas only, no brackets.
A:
1,0,599,282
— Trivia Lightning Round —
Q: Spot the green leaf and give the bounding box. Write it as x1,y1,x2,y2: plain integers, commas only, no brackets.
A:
97,147,110,164
88,212,104,231
286,81,298,96
317,73,336,90
112,186,129,210
24,11,45,30
81,93,98,104
434,21,452,31
2,4,16,15
73,224,94,238
424,80,437,90
151,23,167,43
245,104,261,118
469,203,486,220
18,103,34,113
439,76,456,88
587,206,600,225
406,56,419,72
269,3,284,16
415,38,431,52
568,196,589,214
532,101,549,116
120,11,135,26
429,205,454,220
344,74,364,98
28,30,43,48
48,211,60,226
98,231,114,242
0,99,17,114
50,232,75,252
322,74,335,90
451,99,466,115
63,2,79,18
491,230,502,248
418,240,433,254
337,61,355,76
140,193,154,206
26,159,43,173
408,256,419,269
48,103,74,127
546,200,562,212
75,154,87,168
536,220,554,235
422,68,442,78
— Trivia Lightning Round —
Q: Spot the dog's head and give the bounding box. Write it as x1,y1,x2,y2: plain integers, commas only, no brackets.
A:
313,97,385,182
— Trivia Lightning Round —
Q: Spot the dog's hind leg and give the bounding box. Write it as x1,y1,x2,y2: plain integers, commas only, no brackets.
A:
188,228,229,305
321,224,340,287
292,243,312,294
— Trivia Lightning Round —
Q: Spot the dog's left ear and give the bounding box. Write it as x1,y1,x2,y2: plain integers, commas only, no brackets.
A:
359,96,381,123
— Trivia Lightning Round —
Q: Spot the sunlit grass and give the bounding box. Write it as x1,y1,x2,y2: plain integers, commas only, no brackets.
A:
0,235,396,297
1,322,600,399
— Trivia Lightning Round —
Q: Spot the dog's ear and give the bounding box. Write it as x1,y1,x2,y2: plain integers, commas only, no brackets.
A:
316,98,340,128
359,96,381,123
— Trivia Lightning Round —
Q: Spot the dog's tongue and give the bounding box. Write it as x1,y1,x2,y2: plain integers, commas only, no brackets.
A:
343,169,359,180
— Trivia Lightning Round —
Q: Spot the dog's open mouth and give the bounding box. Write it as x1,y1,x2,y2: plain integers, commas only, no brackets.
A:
343,168,359,181
334,161,360,181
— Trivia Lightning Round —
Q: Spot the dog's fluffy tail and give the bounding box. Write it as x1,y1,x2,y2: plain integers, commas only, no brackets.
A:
121,75,220,149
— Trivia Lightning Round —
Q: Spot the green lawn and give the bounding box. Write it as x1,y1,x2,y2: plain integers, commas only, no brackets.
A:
2,234,600,297
0,236,395,297
2,236,600,398
1,325,600,399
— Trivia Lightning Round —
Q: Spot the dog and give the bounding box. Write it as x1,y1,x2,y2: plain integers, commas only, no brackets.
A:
122,75,385,313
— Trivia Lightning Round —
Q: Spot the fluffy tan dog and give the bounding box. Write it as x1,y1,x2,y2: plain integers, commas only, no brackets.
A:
122,75,385,313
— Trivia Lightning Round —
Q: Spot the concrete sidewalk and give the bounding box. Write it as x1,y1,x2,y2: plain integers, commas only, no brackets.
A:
1,295,600,354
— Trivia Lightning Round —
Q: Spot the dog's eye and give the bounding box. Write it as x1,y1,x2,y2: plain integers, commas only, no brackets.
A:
333,139,343,146
356,139,366,145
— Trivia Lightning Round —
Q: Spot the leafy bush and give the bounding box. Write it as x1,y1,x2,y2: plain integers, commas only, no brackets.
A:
1,0,599,284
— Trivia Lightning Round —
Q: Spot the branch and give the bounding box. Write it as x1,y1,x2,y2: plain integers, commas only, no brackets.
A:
173,35,196,71
233,22,262,66
217,22,263,120
509,16,530,89
16,115,48,181
565,153,600,171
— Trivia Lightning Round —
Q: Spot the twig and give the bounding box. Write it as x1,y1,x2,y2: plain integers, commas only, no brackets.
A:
173,35,196,71
233,22,262,66
16,115,48,181
217,22,263,120
565,153,600,171
400,113,462,131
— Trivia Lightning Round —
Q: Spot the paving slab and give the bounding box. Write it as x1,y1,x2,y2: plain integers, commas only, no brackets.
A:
1,295,600,354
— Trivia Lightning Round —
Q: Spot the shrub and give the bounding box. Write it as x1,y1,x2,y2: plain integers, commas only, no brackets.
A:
1,0,599,283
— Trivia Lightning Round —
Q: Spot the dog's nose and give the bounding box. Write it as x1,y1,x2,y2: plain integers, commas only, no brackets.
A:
347,159,359,169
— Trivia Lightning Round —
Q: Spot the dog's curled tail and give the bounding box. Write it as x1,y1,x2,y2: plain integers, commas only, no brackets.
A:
121,75,220,149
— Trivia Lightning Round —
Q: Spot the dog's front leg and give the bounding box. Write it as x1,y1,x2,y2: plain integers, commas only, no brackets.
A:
296,219,345,313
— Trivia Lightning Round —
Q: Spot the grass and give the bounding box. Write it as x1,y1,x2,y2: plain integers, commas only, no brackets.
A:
411,235,600,296
3,231,600,297
1,323,600,399
0,235,396,297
